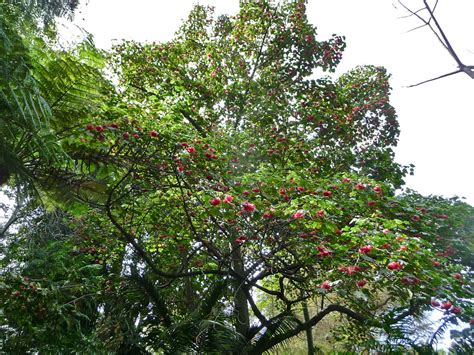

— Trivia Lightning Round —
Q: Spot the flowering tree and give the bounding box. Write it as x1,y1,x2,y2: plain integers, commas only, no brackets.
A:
1,0,472,353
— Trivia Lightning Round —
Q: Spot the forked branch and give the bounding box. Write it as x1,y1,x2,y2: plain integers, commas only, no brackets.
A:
397,0,474,86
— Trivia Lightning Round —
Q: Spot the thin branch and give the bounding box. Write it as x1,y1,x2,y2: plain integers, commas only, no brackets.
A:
422,0,463,66
234,2,276,130
406,69,461,87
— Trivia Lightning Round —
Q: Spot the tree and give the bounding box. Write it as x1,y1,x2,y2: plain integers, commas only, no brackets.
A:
1,0,472,353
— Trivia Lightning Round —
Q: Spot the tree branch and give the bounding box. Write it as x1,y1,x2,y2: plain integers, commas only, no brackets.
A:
406,69,461,87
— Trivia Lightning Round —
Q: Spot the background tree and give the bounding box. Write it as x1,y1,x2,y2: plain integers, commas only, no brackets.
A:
1,0,472,353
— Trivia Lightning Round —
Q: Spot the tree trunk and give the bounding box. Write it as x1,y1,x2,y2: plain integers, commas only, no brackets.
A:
303,301,315,355
181,249,195,311
231,243,250,351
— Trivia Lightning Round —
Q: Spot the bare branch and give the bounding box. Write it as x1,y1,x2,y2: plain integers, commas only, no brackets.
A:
406,69,461,87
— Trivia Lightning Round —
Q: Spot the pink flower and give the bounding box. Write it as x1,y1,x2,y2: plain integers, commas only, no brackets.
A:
210,198,221,206
223,195,233,203
292,211,305,219
411,215,421,222
316,209,325,218
187,146,196,153
321,281,331,290
387,261,402,270
451,306,462,314
263,211,273,219
359,245,373,254
317,246,331,257
441,301,452,310
356,280,367,288
234,236,247,245
242,201,256,212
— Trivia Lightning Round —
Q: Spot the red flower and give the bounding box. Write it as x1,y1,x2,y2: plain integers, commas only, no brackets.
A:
367,201,376,206
356,280,367,288
316,209,325,218
321,281,331,290
317,246,331,257
373,186,382,193
187,146,196,153
210,198,221,206
292,211,305,219
355,183,365,190
454,273,462,280
263,211,273,219
149,130,158,137
322,190,332,197
451,306,462,314
86,124,95,131
411,215,421,222
441,301,452,310
223,195,233,203
431,300,440,307
242,201,256,212
387,261,402,270
342,177,351,183
122,132,130,140
359,245,373,254
234,236,247,245
95,125,104,132
346,266,358,275
110,123,119,129
432,260,441,267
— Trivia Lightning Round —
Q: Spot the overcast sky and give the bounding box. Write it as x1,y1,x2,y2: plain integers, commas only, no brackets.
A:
66,0,474,204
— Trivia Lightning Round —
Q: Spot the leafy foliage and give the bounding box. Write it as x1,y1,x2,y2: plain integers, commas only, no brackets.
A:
1,0,473,353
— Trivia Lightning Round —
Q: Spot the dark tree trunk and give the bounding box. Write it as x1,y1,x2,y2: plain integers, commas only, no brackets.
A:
231,243,249,353
303,301,315,355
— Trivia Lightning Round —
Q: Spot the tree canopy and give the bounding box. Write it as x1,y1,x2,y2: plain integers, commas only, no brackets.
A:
1,0,472,353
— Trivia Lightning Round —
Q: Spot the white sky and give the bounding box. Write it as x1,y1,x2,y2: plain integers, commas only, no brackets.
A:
67,0,474,204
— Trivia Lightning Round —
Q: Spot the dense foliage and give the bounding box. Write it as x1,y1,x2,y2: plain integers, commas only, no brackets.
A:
1,0,472,353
